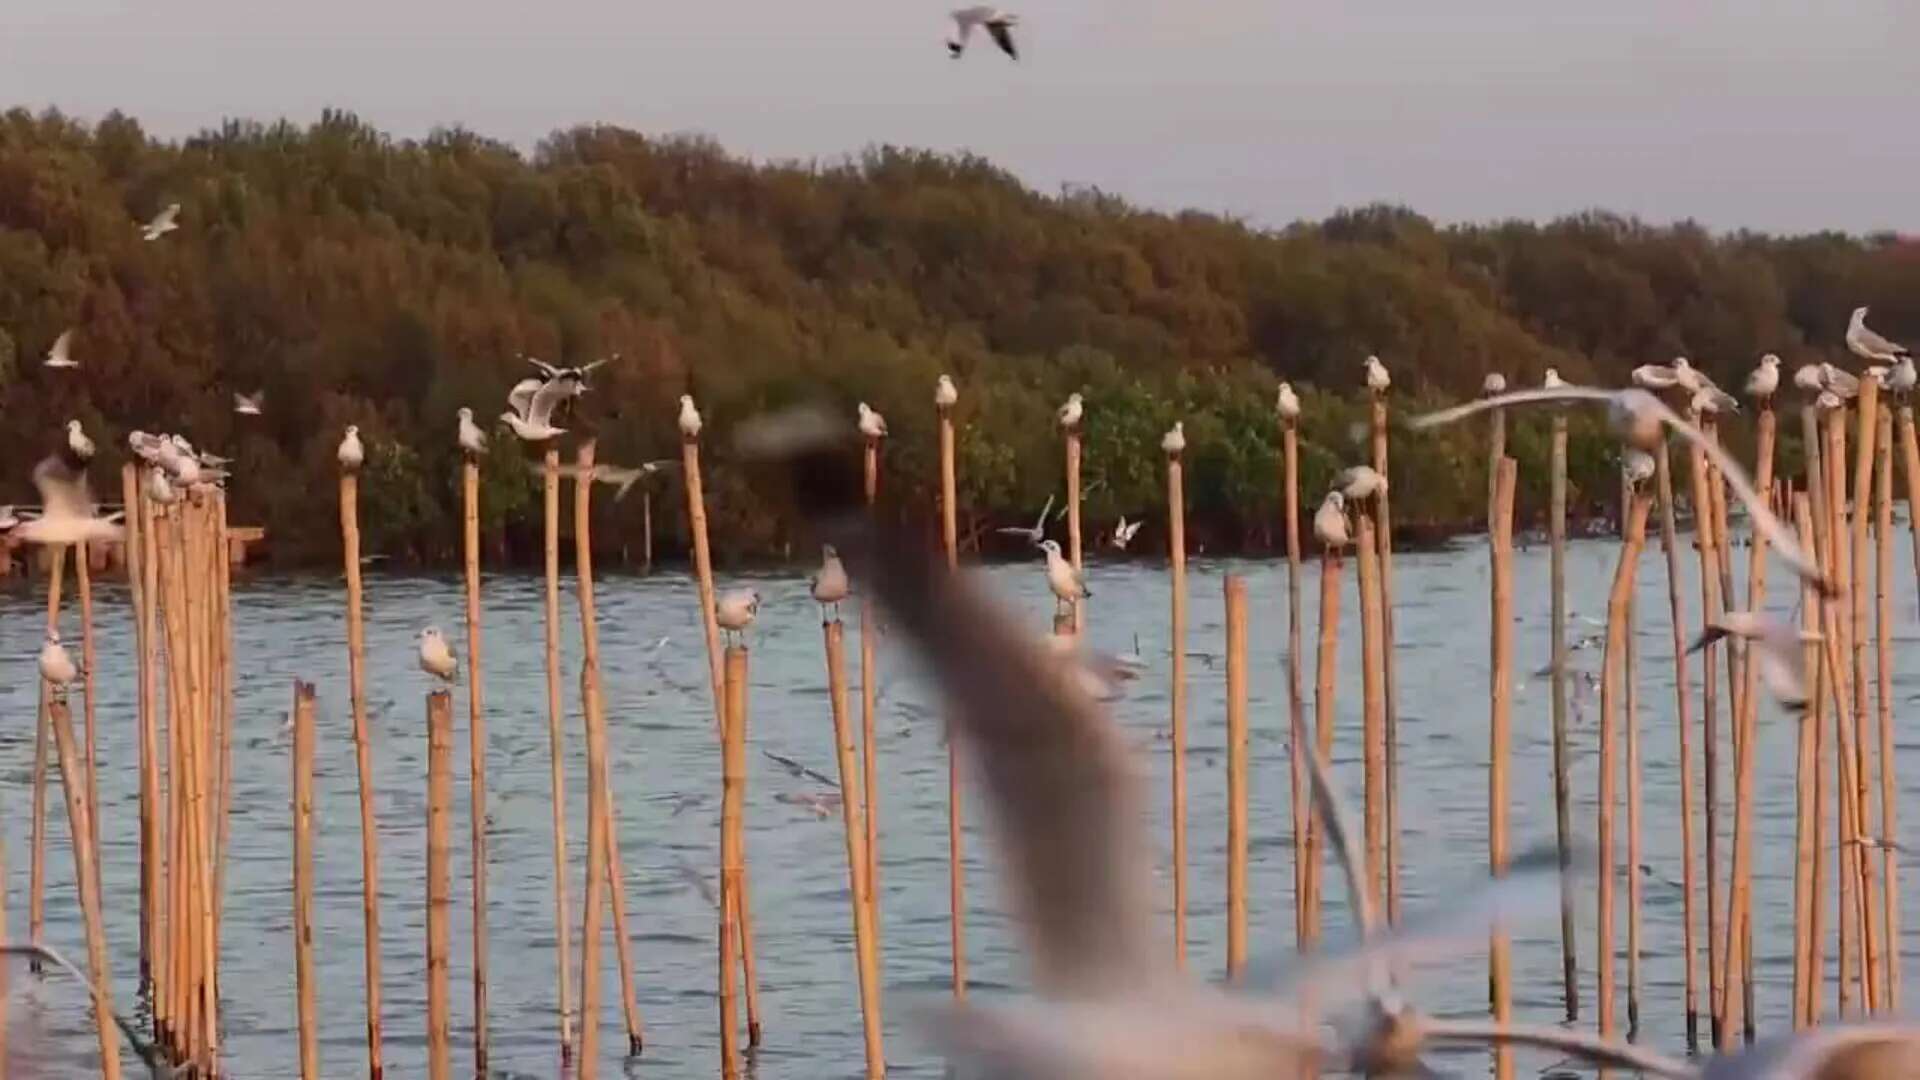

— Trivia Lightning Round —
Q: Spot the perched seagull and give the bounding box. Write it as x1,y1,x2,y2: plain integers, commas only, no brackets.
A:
1337,465,1387,501
948,6,1018,59
1276,381,1301,422
1690,611,1815,712
1543,367,1566,390
501,379,570,442
337,425,365,471
716,588,761,644
15,454,123,546
65,420,95,463
1410,385,1823,589
128,430,166,464
418,627,458,682
1314,490,1351,548
1821,362,1862,401
1161,421,1186,455
857,402,888,439
140,203,180,241
1794,363,1827,395
678,394,703,439
39,630,79,691
1892,356,1918,397
1745,354,1781,402
810,545,850,619
233,390,264,416
1481,372,1507,397
996,494,1057,547
935,374,959,409
1846,306,1910,365
1038,538,1090,613
1057,393,1084,429
457,407,488,456
1622,449,1657,487
1110,516,1144,551
44,329,77,369
1364,355,1391,394
146,469,180,506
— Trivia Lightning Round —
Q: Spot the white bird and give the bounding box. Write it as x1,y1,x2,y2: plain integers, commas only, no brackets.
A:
1691,384,1740,417
140,203,180,241
506,378,544,419
65,420,95,463
716,588,761,643
857,402,888,439
1038,538,1089,612
1745,354,1781,401
457,407,488,455
1794,363,1827,394
935,374,959,409
1821,362,1862,400
44,329,77,369
1364,355,1391,394
996,494,1057,547
418,627,458,682
1276,381,1301,422
948,6,1018,59
501,379,571,442
1817,390,1846,414
1482,372,1507,397
128,430,165,464
337,425,365,470
1630,362,1682,390
525,354,611,387
1700,1022,1920,1080
1543,368,1566,390
678,394,703,439
14,454,123,547
1110,516,1144,551
810,545,850,618
1410,386,1824,589
1314,490,1350,548
1892,356,1918,397
1846,306,1910,365
39,630,79,691
1689,611,1815,713
146,469,180,506
1057,393,1083,429
1337,465,1387,501
233,390,265,416
1622,449,1656,487
1161,422,1186,455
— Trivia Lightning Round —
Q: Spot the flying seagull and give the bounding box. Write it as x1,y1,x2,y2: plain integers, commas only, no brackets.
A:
502,378,571,442
1110,516,1144,551
44,329,77,369
15,454,123,546
997,494,1057,546
948,6,1018,59
233,390,264,416
141,203,180,241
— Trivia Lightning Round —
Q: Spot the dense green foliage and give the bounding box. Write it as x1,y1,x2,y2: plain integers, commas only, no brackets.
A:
1,107,1916,564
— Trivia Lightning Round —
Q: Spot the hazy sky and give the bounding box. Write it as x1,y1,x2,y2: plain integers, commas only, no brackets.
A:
3,2,1915,233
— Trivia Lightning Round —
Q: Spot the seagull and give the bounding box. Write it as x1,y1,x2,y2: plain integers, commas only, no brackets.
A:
1846,306,1910,365
1409,385,1824,590
1481,372,1507,397
1892,356,1918,398
948,6,1018,59
1622,449,1656,487
44,329,77,369
858,402,889,439
1336,465,1387,501
1691,384,1740,417
1057,393,1084,429
526,354,612,387
1821,363,1861,401
1314,490,1350,548
776,791,843,820
233,390,264,416
762,749,840,788
146,469,180,506
457,407,488,456
935,374,959,409
1543,368,1566,390
502,378,570,442
1161,422,1186,455
39,630,79,691
1794,363,1827,395
1689,610,1816,712
594,460,673,501
716,588,761,644
678,394,703,439
996,494,1057,547
1038,538,1089,613
811,544,850,619
1364,355,1391,394
337,425,365,471
1110,516,1144,551
65,420,95,463
1746,354,1781,402
15,454,123,546
1276,381,1301,422
418,627,458,682
0,942,174,1076
128,430,166,464
141,203,181,241
1630,362,1683,390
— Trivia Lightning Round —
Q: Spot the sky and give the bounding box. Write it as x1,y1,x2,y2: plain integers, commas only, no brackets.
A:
2,2,1915,234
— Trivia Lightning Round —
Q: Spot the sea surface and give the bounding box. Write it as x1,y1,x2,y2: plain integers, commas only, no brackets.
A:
3,533,1919,1077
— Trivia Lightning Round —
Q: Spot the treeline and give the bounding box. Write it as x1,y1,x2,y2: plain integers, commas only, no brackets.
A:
0,107,1915,565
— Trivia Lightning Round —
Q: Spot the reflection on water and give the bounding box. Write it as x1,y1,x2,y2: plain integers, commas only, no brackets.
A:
0,537,1916,1075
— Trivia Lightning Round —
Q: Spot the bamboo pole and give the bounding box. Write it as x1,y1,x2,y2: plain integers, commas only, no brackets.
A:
860,433,882,957
292,680,320,1080
1225,576,1249,978
0,832,7,1066
1168,438,1189,965
1066,424,1083,632
1307,543,1343,946
28,544,66,975
1686,423,1726,1046
1598,484,1653,1039
683,406,727,739
339,465,385,1077
48,698,122,1080
1550,413,1579,1022
461,458,492,1071
155,509,186,1057
1900,405,1920,618
1656,440,1701,1046
1793,496,1820,1028
1824,402,1861,1015
426,690,454,1080
1282,418,1308,951
76,539,101,884
1848,381,1882,1013
186,495,220,1064
213,491,236,984
1873,406,1899,1012
140,481,167,1041
540,448,575,1064
1625,473,1645,1040
1802,403,1832,1025
937,393,966,998
825,620,884,1077
1370,397,1400,921
719,646,748,1080
1356,512,1386,910
1489,458,1516,1080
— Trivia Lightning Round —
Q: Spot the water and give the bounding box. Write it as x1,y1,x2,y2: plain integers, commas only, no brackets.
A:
2,536,1919,1077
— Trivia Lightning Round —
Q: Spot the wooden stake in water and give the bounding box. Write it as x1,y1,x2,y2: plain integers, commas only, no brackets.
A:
1370,395,1400,920
1598,480,1654,1039
1065,412,1084,632
48,697,121,1080
1549,413,1579,1023
937,385,966,997
719,646,748,1079
1281,411,1307,949
139,479,166,1033
339,461,385,1078
1307,537,1344,945
1873,406,1900,1012
460,456,493,1072
292,680,320,1080
540,448,575,1064
1624,471,1645,1040
1822,402,1861,1016
1847,381,1882,1012
1488,457,1516,1080
1685,422,1726,1045
1355,511,1386,911
1225,575,1249,978
1654,440,1699,1046
75,540,101,883
824,619,884,1078
683,400,726,736
425,690,454,1080
1900,404,1920,618
860,432,883,949
1167,433,1189,965
28,544,66,976
1793,495,1821,1028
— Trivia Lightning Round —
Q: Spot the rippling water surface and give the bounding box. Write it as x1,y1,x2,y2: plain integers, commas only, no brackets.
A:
3,536,1919,1077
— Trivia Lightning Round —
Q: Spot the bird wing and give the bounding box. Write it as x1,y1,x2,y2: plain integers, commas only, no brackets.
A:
32,454,94,519
986,19,1018,58
506,378,542,419
1408,386,1619,431
49,329,72,361
526,378,571,428
524,355,562,378
1419,1019,1693,1078
1854,321,1909,358
1290,701,1377,937
1032,493,1055,532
